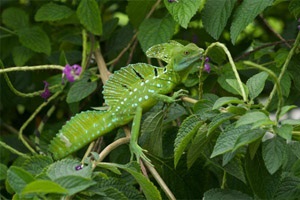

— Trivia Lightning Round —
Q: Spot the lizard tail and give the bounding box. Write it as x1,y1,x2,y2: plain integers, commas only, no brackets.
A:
48,110,115,160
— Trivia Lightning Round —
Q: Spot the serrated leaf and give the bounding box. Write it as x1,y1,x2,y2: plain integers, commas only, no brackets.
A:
262,136,286,174
0,163,8,180
275,175,300,199
35,2,74,22
76,0,102,35
164,0,202,28
55,175,96,195
17,27,51,55
212,97,243,110
2,7,29,30
246,72,268,100
223,156,247,183
274,124,293,140
236,111,269,128
187,123,208,168
47,159,92,180
233,128,266,152
202,0,237,39
21,155,53,176
230,0,274,44
138,15,176,52
7,166,34,193
21,180,68,195
126,0,154,28
66,72,97,103
207,112,235,136
290,141,300,159
140,110,164,157
211,125,250,158
203,188,253,200
113,163,162,200
174,115,204,167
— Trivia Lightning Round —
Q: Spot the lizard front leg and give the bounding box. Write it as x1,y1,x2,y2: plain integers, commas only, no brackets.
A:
152,89,189,103
130,106,151,164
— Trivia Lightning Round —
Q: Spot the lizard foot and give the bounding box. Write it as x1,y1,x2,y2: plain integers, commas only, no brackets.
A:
130,142,152,165
172,89,189,101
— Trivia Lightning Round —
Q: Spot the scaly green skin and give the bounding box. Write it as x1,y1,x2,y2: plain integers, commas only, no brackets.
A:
48,41,204,160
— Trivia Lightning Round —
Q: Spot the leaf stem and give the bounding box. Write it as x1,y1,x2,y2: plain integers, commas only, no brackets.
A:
264,31,300,115
206,42,247,101
0,26,16,35
0,65,64,74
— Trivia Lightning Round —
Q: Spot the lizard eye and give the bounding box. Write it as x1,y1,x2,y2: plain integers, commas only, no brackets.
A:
183,51,190,55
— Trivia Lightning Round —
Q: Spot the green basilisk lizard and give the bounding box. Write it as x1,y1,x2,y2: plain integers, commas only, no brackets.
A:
48,41,204,161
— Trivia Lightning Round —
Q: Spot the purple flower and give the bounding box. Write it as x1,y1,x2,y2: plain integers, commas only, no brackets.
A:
298,25,300,31
203,63,211,73
62,64,82,83
75,164,83,171
205,57,209,62
168,0,178,2
41,81,51,101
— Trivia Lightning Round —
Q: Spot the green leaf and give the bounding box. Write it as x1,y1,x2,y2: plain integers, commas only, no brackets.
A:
281,119,300,125
164,0,202,28
114,163,162,200
35,2,74,22
140,110,164,157
203,188,253,200
7,166,34,193
289,141,300,159
235,111,269,128
202,0,237,40
211,125,250,158
47,159,93,180
126,0,154,28
138,15,176,52
66,72,97,103
280,73,291,97
246,72,268,100
187,123,208,168
279,105,297,118
275,175,300,199
21,180,68,195
12,46,34,66
223,156,247,183
20,155,52,176
232,128,266,152
0,163,8,181
289,0,300,18
17,27,51,55
55,175,96,195
212,97,243,110
274,124,293,140
174,115,204,167
230,0,274,44
226,79,249,98
262,136,286,174
2,7,29,30
207,113,235,136
76,0,102,35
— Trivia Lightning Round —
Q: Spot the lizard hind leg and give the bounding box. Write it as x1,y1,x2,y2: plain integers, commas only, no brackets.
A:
130,106,152,164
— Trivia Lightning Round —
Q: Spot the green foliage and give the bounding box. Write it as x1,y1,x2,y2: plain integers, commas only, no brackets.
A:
1,0,300,199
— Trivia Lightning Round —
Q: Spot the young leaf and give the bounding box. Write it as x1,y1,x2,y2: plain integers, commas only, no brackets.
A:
174,115,204,167
207,112,235,136
246,71,268,100
274,124,293,140
17,27,51,55
21,180,68,195
35,2,74,22
203,188,252,200
2,7,29,30
230,0,273,44
76,0,102,35
7,166,35,193
202,0,237,40
232,128,266,152
262,136,286,174
211,125,250,158
138,15,176,52
235,111,269,128
164,0,202,28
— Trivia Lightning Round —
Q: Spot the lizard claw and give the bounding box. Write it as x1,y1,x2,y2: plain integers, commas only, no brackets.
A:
130,142,152,165
172,89,189,101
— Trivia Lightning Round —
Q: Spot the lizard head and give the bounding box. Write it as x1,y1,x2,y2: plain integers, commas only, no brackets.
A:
172,43,204,72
